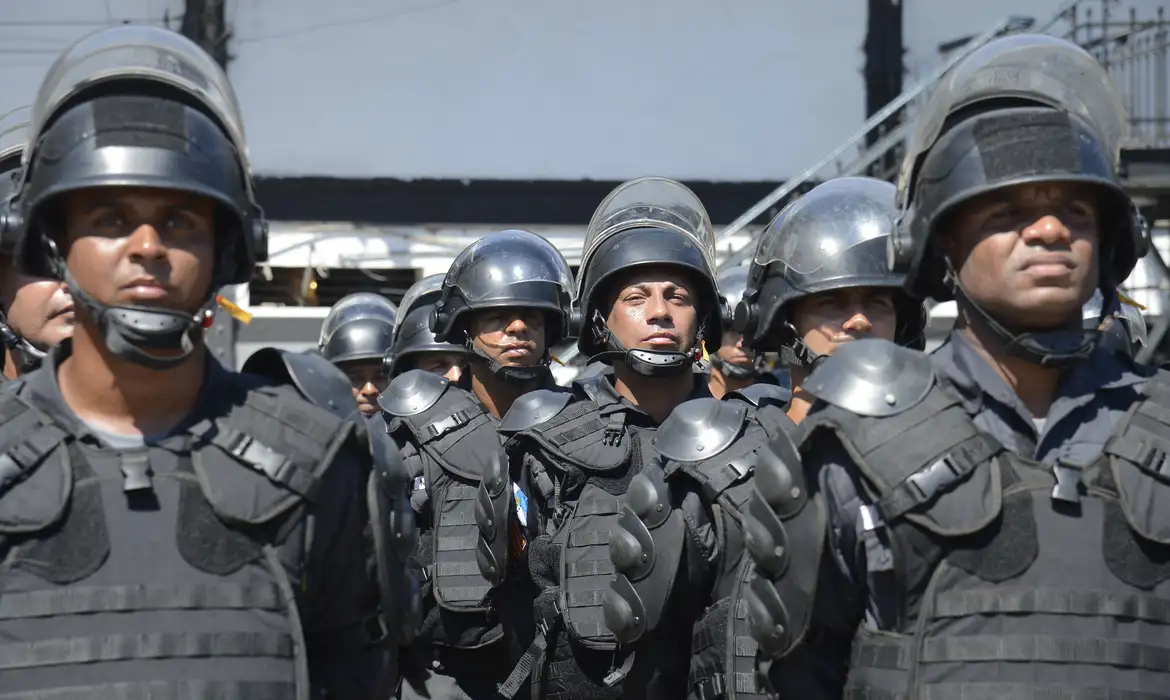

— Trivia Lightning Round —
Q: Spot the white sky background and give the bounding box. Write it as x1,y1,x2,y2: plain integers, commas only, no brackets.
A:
0,0,1157,181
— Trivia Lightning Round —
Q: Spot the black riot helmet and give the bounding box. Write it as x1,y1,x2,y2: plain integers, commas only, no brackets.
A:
0,107,48,375
430,229,574,383
710,266,760,380
735,177,927,369
0,25,268,371
384,274,467,378
318,293,398,366
578,177,723,377
887,34,1147,368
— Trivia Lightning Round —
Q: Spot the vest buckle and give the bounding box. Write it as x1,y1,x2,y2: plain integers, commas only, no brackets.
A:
1052,459,1086,504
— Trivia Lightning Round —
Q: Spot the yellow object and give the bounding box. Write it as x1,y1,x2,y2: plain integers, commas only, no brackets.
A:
550,353,564,366
215,295,254,324
701,340,710,363
1117,291,1147,311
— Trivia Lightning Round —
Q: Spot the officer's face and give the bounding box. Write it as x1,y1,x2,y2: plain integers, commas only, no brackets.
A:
791,287,897,357
0,262,74,349
466,309,546,367
606,267,700,354
718,330,752,367
61,187,217,318
412,351,464,382
338,359,388,418
944,182,1099,328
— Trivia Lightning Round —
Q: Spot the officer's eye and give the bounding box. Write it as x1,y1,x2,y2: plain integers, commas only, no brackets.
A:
984,205,1018,228
1062,200,1096,222
164,212,197,230
92,210,125,229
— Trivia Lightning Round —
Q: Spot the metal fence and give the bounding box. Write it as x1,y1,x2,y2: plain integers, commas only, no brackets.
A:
1066,1,1170,149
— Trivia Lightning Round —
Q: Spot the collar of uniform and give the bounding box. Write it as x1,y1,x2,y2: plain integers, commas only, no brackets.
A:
22,339,231,443
936,328,1151,418
587,371,712,414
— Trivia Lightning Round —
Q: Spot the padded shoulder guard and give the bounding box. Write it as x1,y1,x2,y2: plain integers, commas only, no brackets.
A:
378,369,450,417
242,347,356,419
802,338,934,418
655,397,747,464
498,388,573,436
743,427,823,660
727,382,792,408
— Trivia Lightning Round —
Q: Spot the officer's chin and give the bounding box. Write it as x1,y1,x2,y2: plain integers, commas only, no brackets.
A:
357,402,379,418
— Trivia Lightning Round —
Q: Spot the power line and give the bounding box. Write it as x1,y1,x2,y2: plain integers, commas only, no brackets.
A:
0,16,175,27
235,0,459,44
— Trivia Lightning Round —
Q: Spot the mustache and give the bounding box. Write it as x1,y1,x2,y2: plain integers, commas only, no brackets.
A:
475,337,534,350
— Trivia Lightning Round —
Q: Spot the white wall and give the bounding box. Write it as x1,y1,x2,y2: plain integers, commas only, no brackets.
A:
227,0,869,181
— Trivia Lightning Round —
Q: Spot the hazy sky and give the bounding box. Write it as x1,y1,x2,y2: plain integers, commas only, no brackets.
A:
2,0,1158,181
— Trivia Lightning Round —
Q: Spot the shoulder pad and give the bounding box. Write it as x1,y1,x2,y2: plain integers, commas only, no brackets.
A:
499,388,572,435
242,347,355,419
803,338,934,418
378,369,450,417
726,382,791,408
654,397,747,463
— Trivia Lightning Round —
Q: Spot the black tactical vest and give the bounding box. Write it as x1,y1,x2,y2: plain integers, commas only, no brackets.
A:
806,372,1170,700
387,381,504,648
510,394,663,698
666,398,795,700
0,376,354,699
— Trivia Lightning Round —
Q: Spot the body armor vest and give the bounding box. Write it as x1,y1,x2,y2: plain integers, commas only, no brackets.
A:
0,376,353,700
510,396,654,698
388,382,504,648
806,372,1170,700
668,401,795,700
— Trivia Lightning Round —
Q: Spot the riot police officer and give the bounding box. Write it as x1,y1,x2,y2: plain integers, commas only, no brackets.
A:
475,178,723,700
0,107,73,378
319,292,398,418
377,229,573,700
384,273,466,383
0,25,414,698
603,176,926,700
743,35,1163,699
706,266,783,400
736,176,928,423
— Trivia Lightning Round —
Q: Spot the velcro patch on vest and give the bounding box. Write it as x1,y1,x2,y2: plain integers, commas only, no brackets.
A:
190,385,349,525
0,393,73,534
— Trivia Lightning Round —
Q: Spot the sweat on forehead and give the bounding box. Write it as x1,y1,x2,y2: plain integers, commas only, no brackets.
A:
607,265,700,295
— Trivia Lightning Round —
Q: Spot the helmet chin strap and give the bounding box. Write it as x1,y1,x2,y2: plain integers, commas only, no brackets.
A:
46,239,207,371
0,313,48,375
779,324,829,373
464,334,550,384
587,309,701,378
710,354,756,380
943,259,1100,369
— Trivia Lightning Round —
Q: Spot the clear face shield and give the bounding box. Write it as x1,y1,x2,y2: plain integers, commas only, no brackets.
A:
896,33,1127,212
319,293,398,350
393,274,445,342
442,231,575,309
581,177,718,300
